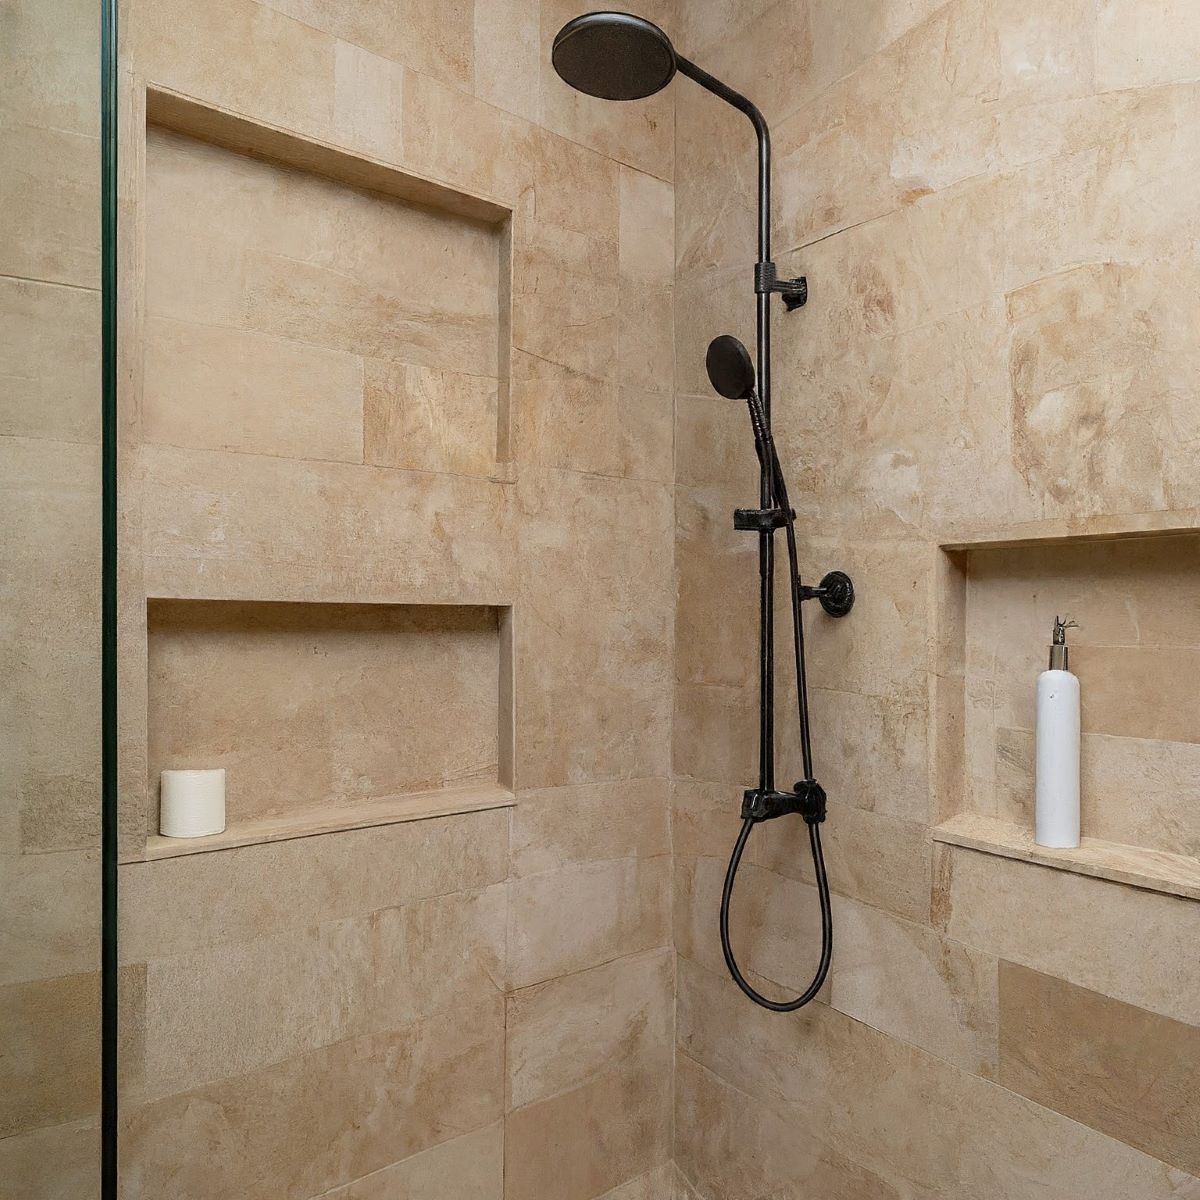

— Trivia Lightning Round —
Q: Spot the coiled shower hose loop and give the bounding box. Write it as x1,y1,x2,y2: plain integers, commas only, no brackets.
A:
719,391,833,1011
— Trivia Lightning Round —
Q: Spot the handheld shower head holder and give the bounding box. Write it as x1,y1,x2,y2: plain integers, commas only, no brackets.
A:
754,261,808,311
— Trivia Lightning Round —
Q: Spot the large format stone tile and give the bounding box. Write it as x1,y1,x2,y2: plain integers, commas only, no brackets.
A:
363,360,499,476
829,895,998,1078
0,1116,100,1200
514,468,672,789
678,955,1200,1199
504,1058,672,1200
259,0,474,91
674,1051,901,1200
510,779,670,878
0,850,99,986
999,962,1200,1175
938,843,1200,1027
0,971,99,1137
120,808,509,960
1096,0,1200,91
507,855,671,990
130,878,506,1101
0,280,99,443
141,443,516,603
751,802,932,926
320,1122,504,1200
133,0,337,140
506,948,673,1109
120,996,504,1200
143,317,364,463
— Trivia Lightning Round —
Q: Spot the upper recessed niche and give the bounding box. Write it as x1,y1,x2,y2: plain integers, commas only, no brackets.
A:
143,116,510,475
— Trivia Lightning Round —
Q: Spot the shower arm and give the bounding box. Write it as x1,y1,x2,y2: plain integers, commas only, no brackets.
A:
675,57,808,796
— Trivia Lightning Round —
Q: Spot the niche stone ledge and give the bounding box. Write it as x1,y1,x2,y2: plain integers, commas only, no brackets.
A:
932,812,1200,902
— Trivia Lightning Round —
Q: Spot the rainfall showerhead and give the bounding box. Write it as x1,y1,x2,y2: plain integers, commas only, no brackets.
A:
551,11,677,101
706,335,756,400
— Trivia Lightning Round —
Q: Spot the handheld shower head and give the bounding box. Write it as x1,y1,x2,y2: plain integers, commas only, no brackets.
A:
551,11,677,101
705,334,756,400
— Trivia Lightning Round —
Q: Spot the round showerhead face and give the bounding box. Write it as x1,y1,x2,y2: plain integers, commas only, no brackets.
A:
706,335,756,400
552,12,677,101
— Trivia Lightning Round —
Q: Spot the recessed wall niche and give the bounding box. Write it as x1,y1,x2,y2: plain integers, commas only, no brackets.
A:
143,111,510,475
932,531,1200,900
144,599,513,858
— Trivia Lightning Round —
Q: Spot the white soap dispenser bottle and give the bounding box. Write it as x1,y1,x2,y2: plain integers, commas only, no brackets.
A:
1035,616,1080,848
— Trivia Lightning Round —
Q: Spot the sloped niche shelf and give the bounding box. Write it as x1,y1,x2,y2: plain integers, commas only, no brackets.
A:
134,599,514,862
931,525,1200,901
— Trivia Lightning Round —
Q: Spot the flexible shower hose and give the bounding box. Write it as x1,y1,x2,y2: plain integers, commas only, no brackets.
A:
719,392,834,1011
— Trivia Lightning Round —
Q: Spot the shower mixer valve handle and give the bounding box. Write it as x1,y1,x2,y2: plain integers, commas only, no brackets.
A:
741,780,827,825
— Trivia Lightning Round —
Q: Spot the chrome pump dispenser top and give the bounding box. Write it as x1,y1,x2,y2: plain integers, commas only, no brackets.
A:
1048,616,1078,671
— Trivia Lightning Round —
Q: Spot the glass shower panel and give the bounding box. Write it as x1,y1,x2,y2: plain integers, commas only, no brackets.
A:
1,1,105,1195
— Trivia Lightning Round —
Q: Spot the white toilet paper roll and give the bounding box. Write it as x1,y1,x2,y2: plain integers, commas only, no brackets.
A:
160,768,226,838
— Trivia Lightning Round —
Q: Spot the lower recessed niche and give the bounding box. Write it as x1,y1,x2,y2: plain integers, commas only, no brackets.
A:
144,599,513,858
932,531,1200,900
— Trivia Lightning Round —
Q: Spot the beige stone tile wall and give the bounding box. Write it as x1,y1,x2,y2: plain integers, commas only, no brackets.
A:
1,0,103,1194
673,0,1200,1196
117,0,677,1196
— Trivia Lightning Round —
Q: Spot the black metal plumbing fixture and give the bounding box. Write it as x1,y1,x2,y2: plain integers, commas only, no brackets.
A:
553,12,855,1012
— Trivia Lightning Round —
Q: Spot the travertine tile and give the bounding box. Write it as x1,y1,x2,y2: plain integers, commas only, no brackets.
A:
679,955,1200,1200
369,883,507,1027
146,125,502,376
0,850,99,986
134,883,506,1102
141,443,516,603
0,972,99,1137
511,357,623,477
807,686,929,823
671,780,743,863
507,855,671,989
0,122,99,289
400,67,536,206
0,1116,100,1200
675,1053,903,1200
473,0,541,122
939,844,1200,1027
0,437,101,856
829,895,998,1077
331,40,404,163
1096,0,1200,91
119,808,509,960
143,317,364,463
504,1058,671,1200
510,779,670,878
0,0,99,136
133,0,337,139
999,962,1200,1175
997,0,1095,104
261,0,475,91
619,168,675,288
506,948,673,1109
598,1163,678,1200
364,360,499,476
753,802,932,926
120,996,504,1200
515,468,672,789
321,1122,504,1200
